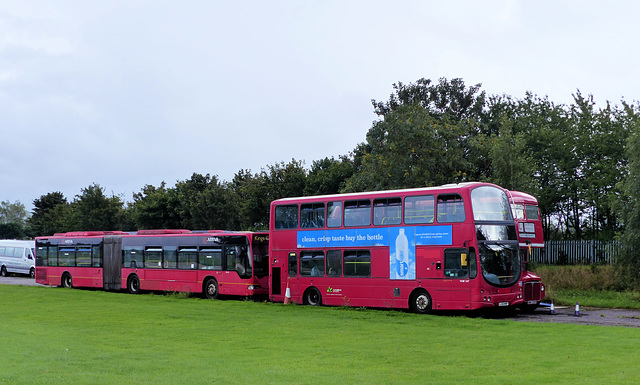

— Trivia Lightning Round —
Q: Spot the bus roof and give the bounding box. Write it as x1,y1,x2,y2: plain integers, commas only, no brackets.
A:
507,190,538,205
271,182,502,204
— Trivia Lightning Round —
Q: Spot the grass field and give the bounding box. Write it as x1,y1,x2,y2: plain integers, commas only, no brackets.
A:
1,285,640,384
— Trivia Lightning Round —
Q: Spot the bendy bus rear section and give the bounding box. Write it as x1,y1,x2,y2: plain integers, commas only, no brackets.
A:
269,182,540,313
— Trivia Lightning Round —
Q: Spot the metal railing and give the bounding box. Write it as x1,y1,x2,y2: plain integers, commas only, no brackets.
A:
530,240,620,265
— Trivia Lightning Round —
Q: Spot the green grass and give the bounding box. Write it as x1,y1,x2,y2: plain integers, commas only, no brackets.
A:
1,285,640,384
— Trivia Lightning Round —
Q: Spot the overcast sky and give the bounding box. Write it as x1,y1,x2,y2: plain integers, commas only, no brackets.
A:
1,1,638,210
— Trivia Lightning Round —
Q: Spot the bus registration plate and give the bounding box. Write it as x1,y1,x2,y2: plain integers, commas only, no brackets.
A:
498,302,509,307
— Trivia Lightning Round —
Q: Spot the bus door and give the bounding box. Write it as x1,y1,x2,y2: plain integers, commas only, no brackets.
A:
270,251,295,301
440,248,475,310
103,235,122,291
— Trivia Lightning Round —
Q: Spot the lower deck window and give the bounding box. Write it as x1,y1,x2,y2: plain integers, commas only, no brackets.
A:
199,248,222,270
300,251,325,276
344,250,371,277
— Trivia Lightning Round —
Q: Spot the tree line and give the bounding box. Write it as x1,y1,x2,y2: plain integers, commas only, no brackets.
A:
4,77,639,250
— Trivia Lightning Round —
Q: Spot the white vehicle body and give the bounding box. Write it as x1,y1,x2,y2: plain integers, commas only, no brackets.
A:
0,240,36,278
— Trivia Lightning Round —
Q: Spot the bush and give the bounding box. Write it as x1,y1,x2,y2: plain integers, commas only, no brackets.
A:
533,265,620,291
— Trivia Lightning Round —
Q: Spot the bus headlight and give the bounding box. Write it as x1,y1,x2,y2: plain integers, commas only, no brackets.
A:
248,285,261,290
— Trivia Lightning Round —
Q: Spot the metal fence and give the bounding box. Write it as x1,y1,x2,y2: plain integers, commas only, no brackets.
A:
530,240,621,265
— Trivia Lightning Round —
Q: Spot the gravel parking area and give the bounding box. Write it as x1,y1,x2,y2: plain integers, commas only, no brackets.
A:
513,305,640,328
0,275,43,286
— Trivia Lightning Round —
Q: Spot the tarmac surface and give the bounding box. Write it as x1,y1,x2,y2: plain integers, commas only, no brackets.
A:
513,304,640,328
2,275,640,327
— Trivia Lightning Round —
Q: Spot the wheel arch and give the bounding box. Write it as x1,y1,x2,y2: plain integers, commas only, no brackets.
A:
409,288,433,314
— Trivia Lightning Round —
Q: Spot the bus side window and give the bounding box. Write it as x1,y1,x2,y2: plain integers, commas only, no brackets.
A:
373,198,402,226
404,195,435,224
327,201,342,228
468,247,477,279
444,248,469,278
300,251,325,276
327,250,342,277
344,250,371,277
437,194,465,223
301,203,325,229
275,205,299,229
145,247,163,268
288,252,297,277
344,200,371,227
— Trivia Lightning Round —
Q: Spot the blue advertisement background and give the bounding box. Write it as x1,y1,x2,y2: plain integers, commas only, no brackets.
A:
297,225,452,249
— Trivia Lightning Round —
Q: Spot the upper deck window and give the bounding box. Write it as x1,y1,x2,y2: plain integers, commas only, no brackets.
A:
404,195,435,224
471,186,512,221
344,200,371,227
275,205,298,229
511,204,525,220
300,203,325,229
373,198,401,226
437,194,465,223
327,201,342,228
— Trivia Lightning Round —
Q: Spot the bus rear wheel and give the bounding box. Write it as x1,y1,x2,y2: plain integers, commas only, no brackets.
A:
304,287,322,306
411,289,432,314
0,266,6,277
203,278,219,299
61,273,72,288
128,275,140,294
30,267,35,279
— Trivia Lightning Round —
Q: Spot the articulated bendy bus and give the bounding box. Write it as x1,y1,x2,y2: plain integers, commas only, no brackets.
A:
35,230,269,298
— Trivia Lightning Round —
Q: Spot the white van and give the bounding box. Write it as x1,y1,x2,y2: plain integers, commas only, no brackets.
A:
0,240,36,278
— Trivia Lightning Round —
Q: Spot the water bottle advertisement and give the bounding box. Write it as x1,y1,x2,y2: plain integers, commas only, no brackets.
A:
389,227,415,280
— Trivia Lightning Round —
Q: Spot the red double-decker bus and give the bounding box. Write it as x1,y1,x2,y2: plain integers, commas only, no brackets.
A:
35,230,269,298
508,191,546,310
269,182,526,313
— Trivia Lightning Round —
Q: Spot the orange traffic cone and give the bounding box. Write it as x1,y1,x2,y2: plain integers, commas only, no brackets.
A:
284,279,291,304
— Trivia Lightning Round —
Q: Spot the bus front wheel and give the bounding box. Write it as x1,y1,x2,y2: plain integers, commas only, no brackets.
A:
128,275,140,294
304,287,322,306
61,273,72,288
411,289,432,314
0,266,6,277
203,278,219,299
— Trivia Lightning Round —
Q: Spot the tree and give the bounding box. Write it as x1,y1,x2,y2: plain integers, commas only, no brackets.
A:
130,182,181,229
0,200,29,226
72,184,126,231
484,117,537,192
173,173,235,230
29,192,69,236
304,156,354,196
0,223,26,239
229,160,307,230
617,114,640,288
372,77,485,122
345,104,473,192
